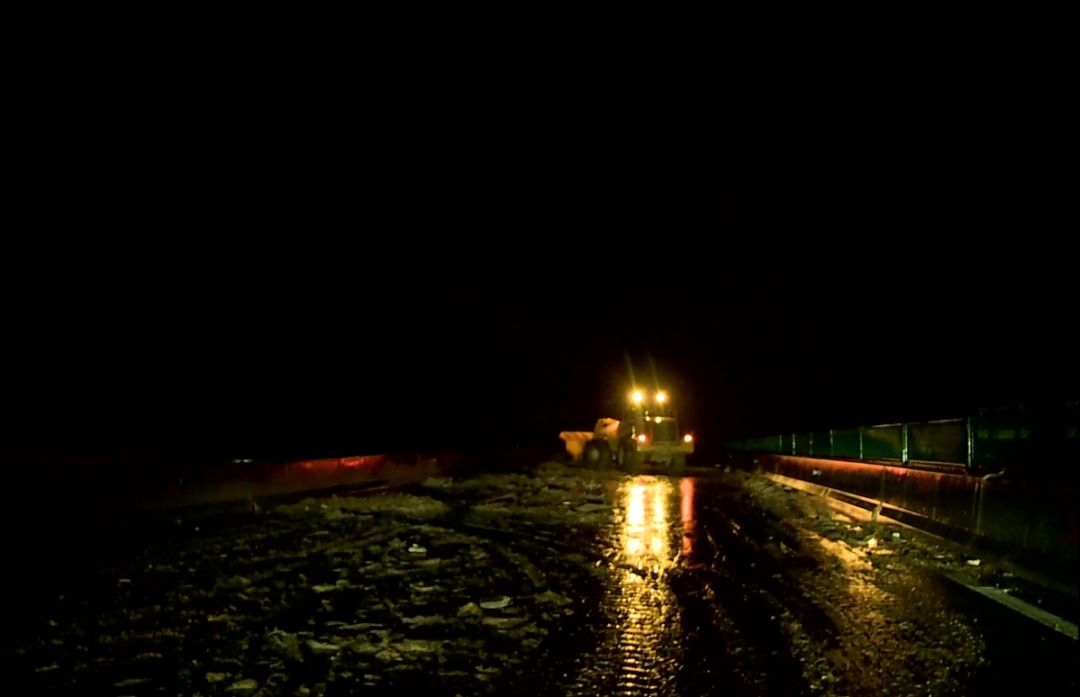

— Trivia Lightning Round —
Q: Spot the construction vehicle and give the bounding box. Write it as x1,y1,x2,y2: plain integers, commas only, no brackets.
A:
560,388,694,473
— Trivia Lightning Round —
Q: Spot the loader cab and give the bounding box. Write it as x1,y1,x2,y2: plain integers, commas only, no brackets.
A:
620,407,680,445
617,388,695,470
624,389,677,436
622,414,681,444
643,415,680,444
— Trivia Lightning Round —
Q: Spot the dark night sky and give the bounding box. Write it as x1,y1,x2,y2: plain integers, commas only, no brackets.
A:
3,89,1076,463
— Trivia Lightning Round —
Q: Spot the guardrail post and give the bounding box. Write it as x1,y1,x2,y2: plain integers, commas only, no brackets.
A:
858,426,864,460
966,416,974,470
901,422,909,464
829,429,834,457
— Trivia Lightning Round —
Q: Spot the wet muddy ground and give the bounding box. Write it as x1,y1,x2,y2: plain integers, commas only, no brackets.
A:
5,463,1076,695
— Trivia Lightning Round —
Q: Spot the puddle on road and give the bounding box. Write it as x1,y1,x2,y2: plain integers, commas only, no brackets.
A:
563,475,696,695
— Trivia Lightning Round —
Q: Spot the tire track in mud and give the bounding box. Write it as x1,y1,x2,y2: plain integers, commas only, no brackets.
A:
692,479,850,695
442,476,691,695
481,524,686,695
472,474,827,695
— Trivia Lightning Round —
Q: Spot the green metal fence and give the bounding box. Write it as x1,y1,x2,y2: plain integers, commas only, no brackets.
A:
831,428,861,459
864,424,903,460
727,401,1078,474
909,420,968,464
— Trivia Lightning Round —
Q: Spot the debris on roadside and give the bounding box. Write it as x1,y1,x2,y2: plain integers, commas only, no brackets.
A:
479,596,511,610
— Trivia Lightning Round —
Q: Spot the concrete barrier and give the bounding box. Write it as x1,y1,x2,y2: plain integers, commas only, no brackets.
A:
754,453,1078,575
138,453,453,511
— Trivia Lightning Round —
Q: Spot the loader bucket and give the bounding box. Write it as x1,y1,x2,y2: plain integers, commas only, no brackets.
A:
559,431,594,461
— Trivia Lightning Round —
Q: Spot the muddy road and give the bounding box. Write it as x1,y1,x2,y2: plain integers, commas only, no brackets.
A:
5,463,1075,695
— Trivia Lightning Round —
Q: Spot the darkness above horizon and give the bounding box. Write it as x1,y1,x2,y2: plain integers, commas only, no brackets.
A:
3,92,1076,463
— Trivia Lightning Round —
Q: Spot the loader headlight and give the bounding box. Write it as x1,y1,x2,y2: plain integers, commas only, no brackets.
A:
631,390,644,404
637,433,648,444
683,434,694,443
656,391,667,404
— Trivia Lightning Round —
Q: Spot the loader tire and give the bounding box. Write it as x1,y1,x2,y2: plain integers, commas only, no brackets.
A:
670,454,686,475
596,440,612,467
583,440,610,468
617,440,642,473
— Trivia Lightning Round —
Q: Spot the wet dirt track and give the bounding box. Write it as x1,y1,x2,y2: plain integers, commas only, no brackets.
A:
5,463,1075,696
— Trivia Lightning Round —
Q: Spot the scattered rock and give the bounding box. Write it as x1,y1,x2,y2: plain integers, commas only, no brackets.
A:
480,596,511,610
280,494,451,520
483,616,528,629
534,590,572,606
402,615,445,627
306,640,341,654
457,602,482,618
226,677,258,693
221,576,252,590
401,639,444,653
266,630,303,663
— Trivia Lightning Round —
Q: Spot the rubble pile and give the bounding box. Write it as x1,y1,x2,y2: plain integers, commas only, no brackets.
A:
12,463,608,696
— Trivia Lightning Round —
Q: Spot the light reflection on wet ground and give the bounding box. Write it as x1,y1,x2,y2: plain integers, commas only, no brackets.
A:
564,476,687,695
